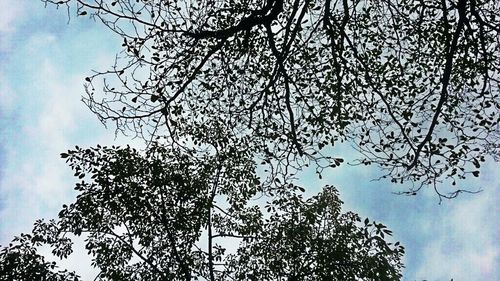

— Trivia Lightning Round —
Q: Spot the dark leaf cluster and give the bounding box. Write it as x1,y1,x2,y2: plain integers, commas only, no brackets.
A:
2,145,404,280
42,0,500,197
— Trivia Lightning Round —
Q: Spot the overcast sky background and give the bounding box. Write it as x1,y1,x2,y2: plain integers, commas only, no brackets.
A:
0,1,498,280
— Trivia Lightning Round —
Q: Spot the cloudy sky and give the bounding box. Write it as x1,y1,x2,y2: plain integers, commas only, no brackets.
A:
0,1,498,280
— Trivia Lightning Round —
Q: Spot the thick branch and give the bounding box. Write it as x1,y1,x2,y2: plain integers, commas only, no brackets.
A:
184,0,283,39
407,0,466,170
265,24,304,156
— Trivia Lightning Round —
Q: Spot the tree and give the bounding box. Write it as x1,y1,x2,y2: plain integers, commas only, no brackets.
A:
3,0,497,279
0,233,79,281
42,0,499,198
1,144,404,280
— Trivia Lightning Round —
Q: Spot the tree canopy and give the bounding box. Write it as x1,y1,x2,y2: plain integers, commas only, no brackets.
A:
1,144,404,280
1,0,498,279
42,0,500,197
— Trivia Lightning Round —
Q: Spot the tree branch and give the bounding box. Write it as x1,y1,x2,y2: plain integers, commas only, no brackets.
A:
184,0,284,39
407,0,467,170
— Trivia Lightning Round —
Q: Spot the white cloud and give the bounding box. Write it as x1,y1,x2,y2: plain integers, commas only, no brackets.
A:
0,14,141,243
0,0,24,34
25,33,58,54
0,29,107,240
413,160,499,281
0,73,16,113
0,0,26,52
24,59,80,144
0,60,86,242
0,19,142,280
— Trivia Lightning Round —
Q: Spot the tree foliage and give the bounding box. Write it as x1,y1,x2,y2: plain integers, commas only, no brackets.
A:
2,0,498,279
0,233,79,281
42,0,500,197
1,145,404,280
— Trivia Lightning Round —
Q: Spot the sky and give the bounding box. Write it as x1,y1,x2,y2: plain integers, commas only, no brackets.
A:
0,1,498,280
